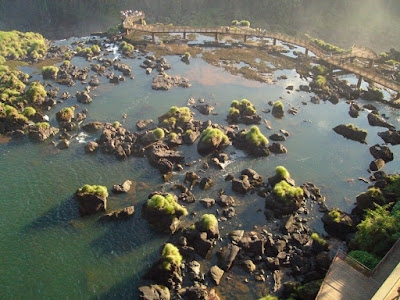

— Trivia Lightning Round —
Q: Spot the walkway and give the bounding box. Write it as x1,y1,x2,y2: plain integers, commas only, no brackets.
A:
123,22,400,94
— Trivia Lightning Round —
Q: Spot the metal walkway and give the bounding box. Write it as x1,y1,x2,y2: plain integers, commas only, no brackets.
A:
123,22,400,93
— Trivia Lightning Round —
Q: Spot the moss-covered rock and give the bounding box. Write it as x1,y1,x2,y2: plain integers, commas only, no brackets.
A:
271,100,284,118
322,209,355,239
56,106,75,122
197,127,230,155
333,123,367,144
140,128,165,146
26,81,47,104
233,126,269,157
41,66,59,80
227,99,261,124
158,106,193,130
74,184,108,216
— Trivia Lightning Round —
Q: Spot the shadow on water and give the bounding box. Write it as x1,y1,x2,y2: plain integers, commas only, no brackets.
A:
22,197,80,233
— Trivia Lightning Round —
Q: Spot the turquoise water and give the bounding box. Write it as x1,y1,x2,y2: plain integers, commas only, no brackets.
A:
1,36,399,299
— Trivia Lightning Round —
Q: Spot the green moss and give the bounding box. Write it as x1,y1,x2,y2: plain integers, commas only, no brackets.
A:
161,243,182,271
0,30,47,60
308,36,345,54
168,132,178,140
348,250,380,269
346,123,367,134
106,24,120,36
315,75,327,88
26,81,46,104
275,166,290,179
113,121,120,128
312,65,328,75
328,209,342,223
201,214,218,231
35,122,50,129
184,52,191,58
311,233,328,247
23,106,36,117
243,126,268,146
231,99,240,108
78,184,108,198
41,66,59,79
229,107,240,116
91,45,100,54
200,127,229,145
76,46,82,53
231,20,239,26
120,41,134,54
159,106,192,127
274,100,284,109
240,20,251,27
57,106,75,122
147,194,188,216
152,128,165,139
273,180,303,200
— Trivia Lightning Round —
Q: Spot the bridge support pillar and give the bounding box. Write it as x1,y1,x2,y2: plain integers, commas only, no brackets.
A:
305,48,309,57
244,35,247,43
357,76,363,89
152,33,155,43
183,32,186,39
369,59,374,68
273,38,277,46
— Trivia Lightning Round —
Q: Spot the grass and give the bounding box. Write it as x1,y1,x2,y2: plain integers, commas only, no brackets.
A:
311,233,328,247
273,180,303,200
201,214,218,231
147,193,188,216
308,35,345,54
77,184,108,198
200,127,229,145
161,243,182,271
243,126,268,146
258,296,278,300
275,166,290,179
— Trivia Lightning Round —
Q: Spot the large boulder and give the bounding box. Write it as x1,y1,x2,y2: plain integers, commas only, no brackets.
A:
378,130,400,145
138,285,170,300
100,206,135,221
321,209,355,239
232,126,270,157
74,185,108,216
76,91,92,104
209,265,224,285
28,124,59,142
112,180,133,193
197,127,230,155
333,124,367,144
217,244,240,271
83,122,103,132
367,113,395,130
369,144,394,162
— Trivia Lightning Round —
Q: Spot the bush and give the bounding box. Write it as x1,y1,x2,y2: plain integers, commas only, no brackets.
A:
120,41,134,54
354,204,400,257
275,166,290,180
0,30,47,60
161,243,182,271
76,46,82,53
184,52,191,59
23,106,36,117
26,81,46,104
229,107,240,116
311,233,328,247
229,99,257,118
200,127,229,145
243,126,268,146
315,75,327,88
309,36,345,54
106,25,120,36
113,121,120,128
273,180,303,200
201,214,218,231
78,184,108,198
160,106,192,127
348,250,380,269
57,106,75,122
41,66,59,79
240,20,251,27
147,194,188,216
383,174,400,200
328,209,342,223
152,128,165,139
35,122,50,129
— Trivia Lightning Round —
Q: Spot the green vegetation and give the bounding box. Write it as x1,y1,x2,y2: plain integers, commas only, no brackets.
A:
112,121,120,128
151,128,165,139
106,24,120,36
273,100,284,110
348,250,380,269
0,65,28,106
41,66,59,79
201,214,218,231
328,209,342,223
311,233,328,247
200,127,229,145
76,46,82,53
242,126,268,146
161,243,182,271
160,106,192,128
35,122,50,129
228,107,240,117
366,87,384,101
23,106,36,117
275,166,290,180
230,99,257,116
258,296,278,300
308,36,345,54
315,75,329,91
91,45,100,54
346,123,367,134
354,204,400,257
383,174,400,201
312,65,328,75
184,52,190,59
77,184,108,198
26,81,46,104
273,180,303,200
0,30,47,60
147,194,188,216
240,20,251,27
231,20,239,26
168,132,178,140
120,41,134,54
57,107,75,122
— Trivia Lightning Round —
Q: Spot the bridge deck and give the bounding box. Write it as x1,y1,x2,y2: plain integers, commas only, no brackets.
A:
124,23,400,93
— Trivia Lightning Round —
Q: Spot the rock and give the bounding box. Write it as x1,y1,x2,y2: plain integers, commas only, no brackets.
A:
269,133,286,141
369,144,393,162
316,252,331,270
286,85,294,90
217,244,240,271
229,230,244,244
138,285,170,300
217,194,235,207
192,232,213,258
194,104,214,115
83,122,103,132
310,96,320,104
349,102,360,118
322,209,355,239
265,257,280,271
85,141,99,153
152,74,191,90
199,177,214,190
225,173,235,181
333,124,367,143
243,260,256,273
188,260,202,282
369,159,385,171
272,103,284,118
112,180,133,193
183,130,200,145
28,126,59,142
268,142,287,154
222,207,235,218
239,231,265,256
367,113,395,130
57,139,70,149
378,130,400,145
209,265,224,285
328,94,339,104
296,280,322,300
74,189,107,216
76,91,92,104
100,206,134,221
232,177,251,194
185,172,200,187
136,119,155,131
200,198,215,208
114,63,132,76
89,75,100,86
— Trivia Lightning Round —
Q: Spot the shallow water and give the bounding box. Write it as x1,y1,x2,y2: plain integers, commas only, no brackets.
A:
1,35,399,299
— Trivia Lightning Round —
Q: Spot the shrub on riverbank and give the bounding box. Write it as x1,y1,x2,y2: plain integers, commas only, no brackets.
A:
41,66,58,80
0,30,47,60
348,250,380,269
273,180,303,201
